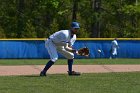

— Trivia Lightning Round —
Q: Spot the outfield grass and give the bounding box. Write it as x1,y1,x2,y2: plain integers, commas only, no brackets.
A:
0,72,140,93
0,59,139,65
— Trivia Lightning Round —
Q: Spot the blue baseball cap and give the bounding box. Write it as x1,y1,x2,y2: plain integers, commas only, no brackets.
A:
71,22,80,29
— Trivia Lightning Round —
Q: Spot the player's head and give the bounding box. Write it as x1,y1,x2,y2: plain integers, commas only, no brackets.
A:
71,22,80,29
71,22,80,34
114,38,117,40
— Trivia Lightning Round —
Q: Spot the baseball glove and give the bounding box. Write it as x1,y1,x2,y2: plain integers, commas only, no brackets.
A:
77,47,89,56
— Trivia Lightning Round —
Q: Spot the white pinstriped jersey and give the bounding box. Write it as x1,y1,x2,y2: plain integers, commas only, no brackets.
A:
49,30,76,46
111,40,118,49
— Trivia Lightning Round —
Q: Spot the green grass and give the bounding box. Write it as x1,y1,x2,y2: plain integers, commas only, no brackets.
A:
0,59,140,93
0,59,139,65
0,72,140,93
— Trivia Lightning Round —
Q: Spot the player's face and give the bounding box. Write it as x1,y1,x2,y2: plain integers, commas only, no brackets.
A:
71,28,79,34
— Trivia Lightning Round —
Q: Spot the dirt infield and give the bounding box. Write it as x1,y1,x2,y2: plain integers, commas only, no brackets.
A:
0,65,140,76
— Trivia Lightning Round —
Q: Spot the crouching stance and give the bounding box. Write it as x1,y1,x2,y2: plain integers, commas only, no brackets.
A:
40,22,81,76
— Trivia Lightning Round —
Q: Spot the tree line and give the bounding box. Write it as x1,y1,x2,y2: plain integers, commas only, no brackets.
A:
0,0,140,38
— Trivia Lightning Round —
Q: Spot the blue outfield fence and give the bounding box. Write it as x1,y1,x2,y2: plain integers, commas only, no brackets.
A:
0,38,140,59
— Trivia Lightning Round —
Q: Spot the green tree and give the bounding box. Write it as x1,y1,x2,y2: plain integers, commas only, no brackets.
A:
0,0,140,38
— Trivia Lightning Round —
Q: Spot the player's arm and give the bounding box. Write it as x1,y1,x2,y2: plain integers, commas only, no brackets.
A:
66,35,77,53
65,43,77,53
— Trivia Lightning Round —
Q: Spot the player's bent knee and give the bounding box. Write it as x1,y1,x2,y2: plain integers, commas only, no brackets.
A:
51,58,58,62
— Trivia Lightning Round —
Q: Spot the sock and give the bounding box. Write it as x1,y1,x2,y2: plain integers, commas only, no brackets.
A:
42,60,54,73
68,59,73,72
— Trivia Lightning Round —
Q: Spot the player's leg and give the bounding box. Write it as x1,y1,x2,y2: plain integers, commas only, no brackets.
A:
67,59,80,76
114,53,117,59
112,48,117,59
67,59,73,72
40,40,58,76
57,46,80,76
57,46,74,72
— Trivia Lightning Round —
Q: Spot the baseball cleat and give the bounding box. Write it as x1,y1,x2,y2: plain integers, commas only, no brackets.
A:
68,71,81,76
40,71,46,76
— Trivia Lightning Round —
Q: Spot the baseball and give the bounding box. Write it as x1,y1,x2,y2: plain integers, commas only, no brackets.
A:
98,49,101,53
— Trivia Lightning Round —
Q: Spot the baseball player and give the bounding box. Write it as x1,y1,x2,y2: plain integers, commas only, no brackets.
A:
110,38,119,59
40,22,81,76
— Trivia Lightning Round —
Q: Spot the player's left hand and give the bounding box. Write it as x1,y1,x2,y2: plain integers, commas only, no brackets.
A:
77,47,89,57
